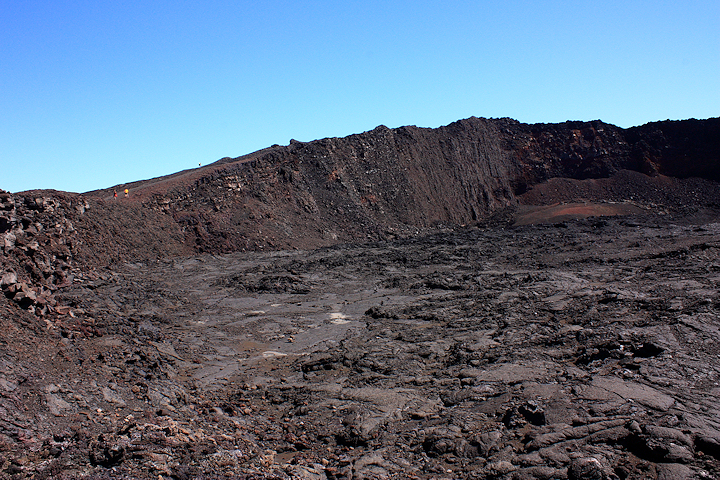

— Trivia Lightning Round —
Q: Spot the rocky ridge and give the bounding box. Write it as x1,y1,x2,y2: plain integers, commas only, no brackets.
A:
102,117,720,253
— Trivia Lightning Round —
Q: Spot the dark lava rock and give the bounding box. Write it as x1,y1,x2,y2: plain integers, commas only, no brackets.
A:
90,436,125,467
568,456,614,480
3,117,720,479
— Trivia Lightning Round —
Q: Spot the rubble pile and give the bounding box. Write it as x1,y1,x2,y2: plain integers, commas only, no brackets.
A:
0,189,89,316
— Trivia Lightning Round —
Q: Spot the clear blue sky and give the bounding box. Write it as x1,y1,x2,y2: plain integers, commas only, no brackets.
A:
2,1,718,193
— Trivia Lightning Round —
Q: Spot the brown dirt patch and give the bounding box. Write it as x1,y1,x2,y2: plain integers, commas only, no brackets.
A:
513,202,649,225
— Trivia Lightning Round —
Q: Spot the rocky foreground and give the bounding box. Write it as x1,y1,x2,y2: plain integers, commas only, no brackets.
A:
2,206,720,479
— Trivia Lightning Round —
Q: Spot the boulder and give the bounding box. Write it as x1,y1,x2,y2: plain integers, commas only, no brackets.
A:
568,456,612,480
0,271,17,288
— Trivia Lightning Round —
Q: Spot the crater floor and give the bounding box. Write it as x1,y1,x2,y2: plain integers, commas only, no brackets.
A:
2,214,720,479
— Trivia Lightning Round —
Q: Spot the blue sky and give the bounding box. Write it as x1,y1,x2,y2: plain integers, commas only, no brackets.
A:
2,1,718,193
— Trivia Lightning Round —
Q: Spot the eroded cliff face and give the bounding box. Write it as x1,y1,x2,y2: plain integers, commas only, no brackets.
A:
4,117,716,269
134,117,718,253
626,118,720,180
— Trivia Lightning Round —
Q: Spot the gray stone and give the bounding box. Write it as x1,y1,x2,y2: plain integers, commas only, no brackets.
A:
285,464,325,480
46,393,73,416
589,376,675,411
656,463,695,480
515,466,569,480
102,386,127,407
568,456,609,480
0,271,17,288
2,232,16,251
0,377,17,392
473,429,503,457
643,425,692,447
485,460,518,476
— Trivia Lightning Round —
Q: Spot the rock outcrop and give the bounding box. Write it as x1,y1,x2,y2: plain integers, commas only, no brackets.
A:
0,190,87,315
98,116,719,253
0,189,190,316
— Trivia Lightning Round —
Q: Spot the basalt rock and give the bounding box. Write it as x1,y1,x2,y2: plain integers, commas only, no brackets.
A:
0,190,85,314
0,188,190,317
79,117,720,255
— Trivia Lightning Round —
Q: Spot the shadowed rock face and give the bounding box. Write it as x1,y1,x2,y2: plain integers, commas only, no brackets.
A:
626,118,720,180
